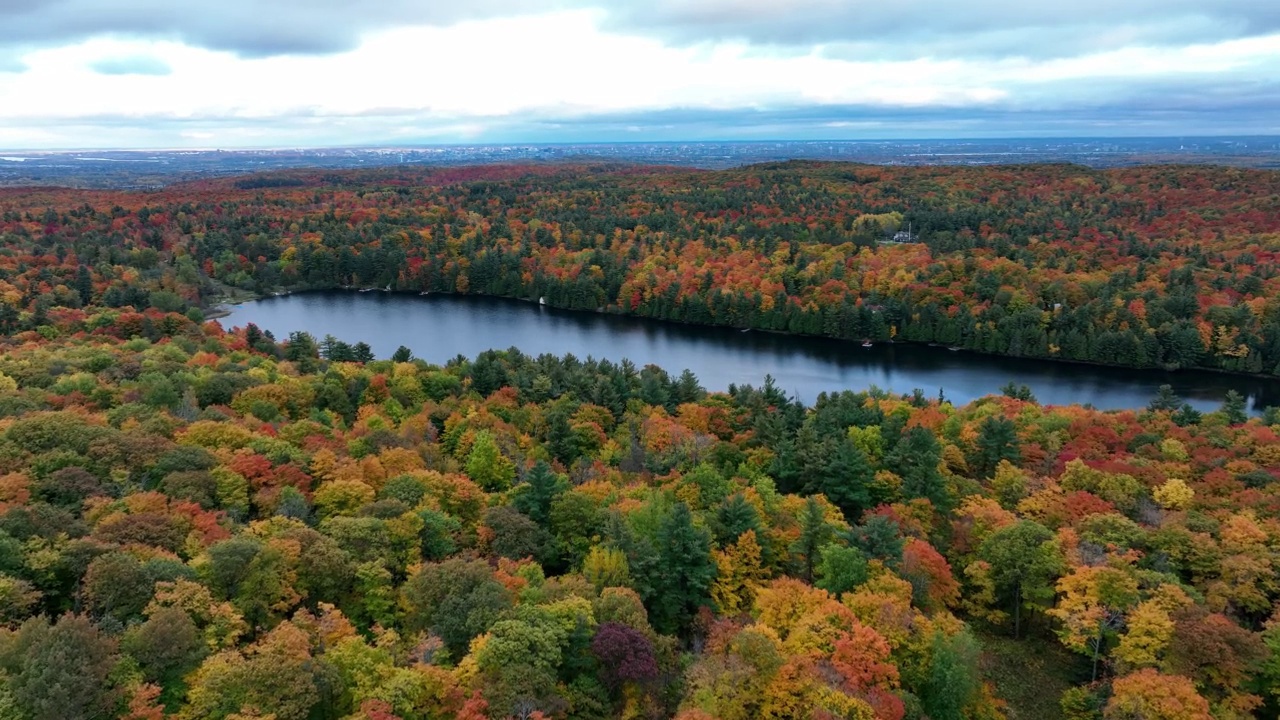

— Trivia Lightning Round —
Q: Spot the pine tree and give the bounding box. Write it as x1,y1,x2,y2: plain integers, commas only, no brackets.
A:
513,460,565,526
1220,390,1247,425
650,502,715,635
806,435,874,518
1148,384,1182,412
352,342,375,363
887,425,951,512
75,265,94,305
792,495,833,582
973,416,1021,478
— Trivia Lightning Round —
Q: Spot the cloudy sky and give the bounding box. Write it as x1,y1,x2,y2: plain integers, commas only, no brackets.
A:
0,0,1278,149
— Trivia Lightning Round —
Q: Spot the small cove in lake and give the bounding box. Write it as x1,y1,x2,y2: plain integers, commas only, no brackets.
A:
224,291,1280,414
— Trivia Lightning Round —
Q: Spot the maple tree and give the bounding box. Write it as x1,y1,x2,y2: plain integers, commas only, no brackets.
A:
1105,668,1212,720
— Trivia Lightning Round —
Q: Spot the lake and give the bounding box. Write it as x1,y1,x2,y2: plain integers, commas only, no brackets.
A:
223,291,1280,414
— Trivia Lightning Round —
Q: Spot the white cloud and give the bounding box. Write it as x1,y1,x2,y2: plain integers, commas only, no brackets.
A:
0,9,1277,148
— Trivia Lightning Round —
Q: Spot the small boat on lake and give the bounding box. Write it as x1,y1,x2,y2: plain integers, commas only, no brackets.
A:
948,346,960,351
861,341,873,348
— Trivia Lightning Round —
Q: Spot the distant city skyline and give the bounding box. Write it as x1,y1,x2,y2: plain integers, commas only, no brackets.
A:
5,139,1277,190
1,1,1278,149
3,136,1280,155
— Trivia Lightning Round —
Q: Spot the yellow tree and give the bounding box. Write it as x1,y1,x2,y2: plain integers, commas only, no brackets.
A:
712,530,767,616
183,622,319,720
1104,669,1212,720
1152,478,1193,511
1208,511,1278,616
582,545,631,591
1049,565,1139,681
753,578,833,642
1113,599,1175,670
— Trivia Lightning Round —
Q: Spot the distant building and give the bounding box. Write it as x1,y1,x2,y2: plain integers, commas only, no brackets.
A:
884,222,919,244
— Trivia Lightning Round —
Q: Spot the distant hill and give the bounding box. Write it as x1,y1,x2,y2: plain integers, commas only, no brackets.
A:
2,136,1278,188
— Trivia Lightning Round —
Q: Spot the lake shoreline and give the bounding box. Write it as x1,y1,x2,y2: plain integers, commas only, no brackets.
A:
208,285,1280,388
219,289,1280,413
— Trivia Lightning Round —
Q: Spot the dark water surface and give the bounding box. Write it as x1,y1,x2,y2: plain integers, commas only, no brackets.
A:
224,291,1280,414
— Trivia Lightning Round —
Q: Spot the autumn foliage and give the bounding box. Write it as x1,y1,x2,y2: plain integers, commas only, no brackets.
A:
0,163,1278,718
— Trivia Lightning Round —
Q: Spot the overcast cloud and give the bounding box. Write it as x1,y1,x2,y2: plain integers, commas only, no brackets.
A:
0,1,1276,148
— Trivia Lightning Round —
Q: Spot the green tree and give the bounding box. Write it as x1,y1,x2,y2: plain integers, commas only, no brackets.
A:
233,541,301,630
1000,383,1036,402
275,486,310,521
1172,403,1202,427
284,331,319,372
1259,615,1280,708
465,430,515,491
416,508,460,562
122,606,206,706
977,520,1063,638
846,513,905,566
847,425,885,464
550,491,605,570
354,561,398,629
278,525,354,606
74,265,94,305
973,415,1021,478
402,557,513,658
202,536,264,601
815,543,869,596
710,493,765,549
0,574,40,625
790,495,834,581
920,628,983,720
1148,384,1182,412
475,612,570,717
1220,389,1248,425
649,502,716,635
805,435,874,518
887,425,950,511
0,614,119,720
512,460,566,526
483,506,553,563
352,342,375,363
82,551,153,624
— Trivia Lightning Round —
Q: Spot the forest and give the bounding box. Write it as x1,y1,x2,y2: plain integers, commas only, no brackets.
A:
0,162,1278,720
0,311,1278,720
1,161,1279,374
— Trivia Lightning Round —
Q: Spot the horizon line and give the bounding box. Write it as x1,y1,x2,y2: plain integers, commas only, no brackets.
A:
3,134,1280,155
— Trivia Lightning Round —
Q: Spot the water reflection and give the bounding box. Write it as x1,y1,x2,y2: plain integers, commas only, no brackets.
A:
225,291,1280,414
